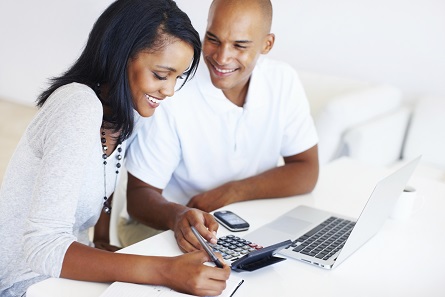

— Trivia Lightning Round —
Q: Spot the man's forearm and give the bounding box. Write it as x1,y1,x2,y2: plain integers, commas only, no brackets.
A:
232,146,319,202
186,145,319,212
234,161,317,201
126,174,186,231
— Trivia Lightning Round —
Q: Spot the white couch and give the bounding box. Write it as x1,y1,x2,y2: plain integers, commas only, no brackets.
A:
300,71,445,184
390,96,445,183
299,71,408,165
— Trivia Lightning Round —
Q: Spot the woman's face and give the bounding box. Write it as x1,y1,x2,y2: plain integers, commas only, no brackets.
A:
127,39,194,117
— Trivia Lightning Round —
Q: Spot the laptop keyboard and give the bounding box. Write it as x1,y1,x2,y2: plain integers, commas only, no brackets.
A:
210,234,263,262
210,216,355,263
286,216,356,260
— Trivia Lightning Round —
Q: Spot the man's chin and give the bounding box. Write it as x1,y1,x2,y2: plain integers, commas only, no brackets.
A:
209,76,233,91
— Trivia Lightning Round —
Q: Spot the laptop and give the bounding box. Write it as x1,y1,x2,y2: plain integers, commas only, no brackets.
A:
244,156,421,269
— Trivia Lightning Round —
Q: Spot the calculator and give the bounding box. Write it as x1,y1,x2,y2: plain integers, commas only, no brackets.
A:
210,234,292,272
209,234,264,263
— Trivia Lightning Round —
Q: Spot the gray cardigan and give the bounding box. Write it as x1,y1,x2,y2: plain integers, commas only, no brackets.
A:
0,83,126,296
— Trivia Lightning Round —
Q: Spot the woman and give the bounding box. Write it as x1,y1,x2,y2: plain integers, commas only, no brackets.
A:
0,0,230,296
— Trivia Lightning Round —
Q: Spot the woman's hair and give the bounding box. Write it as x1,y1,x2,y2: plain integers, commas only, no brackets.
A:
36,0,201,140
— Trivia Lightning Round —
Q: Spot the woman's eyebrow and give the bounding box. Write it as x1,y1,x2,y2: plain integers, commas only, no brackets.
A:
155,65,177,72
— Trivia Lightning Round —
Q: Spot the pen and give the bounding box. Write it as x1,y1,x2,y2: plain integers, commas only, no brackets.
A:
190,226,224,268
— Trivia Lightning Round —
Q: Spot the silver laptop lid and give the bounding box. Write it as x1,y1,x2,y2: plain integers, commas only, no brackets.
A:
333,156,421,268
243,156,421,269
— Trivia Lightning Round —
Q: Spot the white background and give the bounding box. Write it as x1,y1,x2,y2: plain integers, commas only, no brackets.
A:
0,0,444,105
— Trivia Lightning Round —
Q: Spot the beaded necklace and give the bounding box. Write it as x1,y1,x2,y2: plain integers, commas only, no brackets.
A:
101,130,122,214
95,82,122,214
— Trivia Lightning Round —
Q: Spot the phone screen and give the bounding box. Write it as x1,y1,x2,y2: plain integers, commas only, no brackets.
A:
214,211,249,231
222,212,247,224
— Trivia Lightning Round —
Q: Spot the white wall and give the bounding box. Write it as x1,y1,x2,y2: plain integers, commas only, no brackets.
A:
0,0,113,105
1,0,444,106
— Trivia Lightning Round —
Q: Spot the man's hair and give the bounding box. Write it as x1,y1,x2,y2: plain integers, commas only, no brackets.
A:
36,0,201,140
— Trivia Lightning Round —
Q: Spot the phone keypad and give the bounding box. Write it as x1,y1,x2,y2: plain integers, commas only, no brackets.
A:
210,234,263,261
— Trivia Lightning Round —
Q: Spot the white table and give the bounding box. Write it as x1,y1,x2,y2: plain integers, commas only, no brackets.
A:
27,157,445,297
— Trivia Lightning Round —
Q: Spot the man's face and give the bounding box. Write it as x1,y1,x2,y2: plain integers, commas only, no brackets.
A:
202,3,273,96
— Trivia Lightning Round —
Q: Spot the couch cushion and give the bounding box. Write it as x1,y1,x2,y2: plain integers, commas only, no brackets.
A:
299,71,372,119
403,96,445,170
313,84,402,164
343,107,411,166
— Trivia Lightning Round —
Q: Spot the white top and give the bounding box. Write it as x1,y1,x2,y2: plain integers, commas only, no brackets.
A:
125,57,318,206
0,83,127,297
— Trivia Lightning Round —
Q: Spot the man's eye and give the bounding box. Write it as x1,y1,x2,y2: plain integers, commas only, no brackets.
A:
235,44,247,49
207,37,219,44
153,72,167,80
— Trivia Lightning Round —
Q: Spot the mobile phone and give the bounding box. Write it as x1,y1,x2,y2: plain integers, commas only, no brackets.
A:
214,210,249,232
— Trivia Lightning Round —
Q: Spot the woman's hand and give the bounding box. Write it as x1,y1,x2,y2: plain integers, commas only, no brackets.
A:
160,250,230,296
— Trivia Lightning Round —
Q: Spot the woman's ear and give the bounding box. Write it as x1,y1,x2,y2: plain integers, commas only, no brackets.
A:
261,33,275,54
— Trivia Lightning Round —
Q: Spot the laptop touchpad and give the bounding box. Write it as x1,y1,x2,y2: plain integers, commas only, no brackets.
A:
269,216,312,235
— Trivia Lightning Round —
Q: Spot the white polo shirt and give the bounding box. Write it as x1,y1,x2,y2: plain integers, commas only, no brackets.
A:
126,57,318,205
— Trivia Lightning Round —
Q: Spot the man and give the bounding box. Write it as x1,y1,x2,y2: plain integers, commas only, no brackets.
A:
119,0,319,250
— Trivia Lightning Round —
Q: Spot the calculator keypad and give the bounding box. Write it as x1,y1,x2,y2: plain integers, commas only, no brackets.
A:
210,234,263,261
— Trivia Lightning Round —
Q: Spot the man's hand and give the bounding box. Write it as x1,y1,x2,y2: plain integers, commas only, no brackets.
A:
93,197,120,252
93,240,121,252
186,182,237,212
172,207,219,253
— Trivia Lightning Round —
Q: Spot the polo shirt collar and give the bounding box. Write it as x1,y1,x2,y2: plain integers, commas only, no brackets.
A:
197,57,268,114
